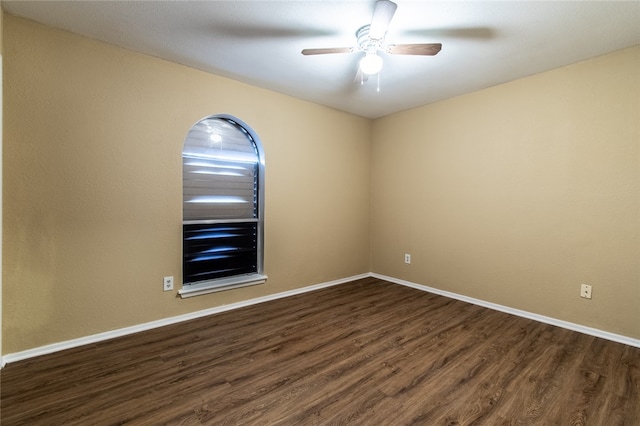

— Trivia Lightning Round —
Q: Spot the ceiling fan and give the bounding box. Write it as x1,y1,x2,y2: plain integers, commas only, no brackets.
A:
301,0,441,81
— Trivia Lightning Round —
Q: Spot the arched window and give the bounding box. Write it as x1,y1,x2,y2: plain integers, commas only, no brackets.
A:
179,115,266,298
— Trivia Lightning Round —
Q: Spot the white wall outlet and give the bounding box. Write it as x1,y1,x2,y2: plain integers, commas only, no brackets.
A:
580,284,592,299
163,276,174,292
404,253,411,264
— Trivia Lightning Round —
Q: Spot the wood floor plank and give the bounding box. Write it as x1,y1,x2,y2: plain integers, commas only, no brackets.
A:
2,277,639,425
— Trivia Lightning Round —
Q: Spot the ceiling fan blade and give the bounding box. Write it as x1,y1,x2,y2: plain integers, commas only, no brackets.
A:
301,47,354,55
369,0,397,40
386,43,442,56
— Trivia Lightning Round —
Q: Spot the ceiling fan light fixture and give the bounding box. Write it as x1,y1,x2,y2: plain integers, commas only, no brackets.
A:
360,53,383,75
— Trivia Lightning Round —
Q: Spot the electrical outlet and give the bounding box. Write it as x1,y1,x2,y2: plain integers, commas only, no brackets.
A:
404,253,411,264
163,276,174,292
580,284,592,299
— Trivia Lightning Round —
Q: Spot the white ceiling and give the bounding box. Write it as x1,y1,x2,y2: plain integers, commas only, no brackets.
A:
3,1,640,119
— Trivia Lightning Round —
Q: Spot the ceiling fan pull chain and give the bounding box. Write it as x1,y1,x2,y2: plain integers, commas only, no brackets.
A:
377,72,381,92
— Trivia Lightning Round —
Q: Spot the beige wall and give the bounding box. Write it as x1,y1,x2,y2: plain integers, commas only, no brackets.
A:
3,12,638,356
2,15,371,354
371,46,640,339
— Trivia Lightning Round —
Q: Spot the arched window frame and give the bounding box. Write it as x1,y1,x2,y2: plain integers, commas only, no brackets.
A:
179,114,266,298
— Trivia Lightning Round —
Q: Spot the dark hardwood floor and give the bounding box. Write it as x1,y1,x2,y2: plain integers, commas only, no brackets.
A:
2,277,639,425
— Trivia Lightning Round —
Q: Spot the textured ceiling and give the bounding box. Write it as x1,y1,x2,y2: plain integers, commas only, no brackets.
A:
3,1,640,118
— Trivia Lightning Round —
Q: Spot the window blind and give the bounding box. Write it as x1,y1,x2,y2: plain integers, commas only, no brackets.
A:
182,118,259,222
182,116,264,289
183,222,258,284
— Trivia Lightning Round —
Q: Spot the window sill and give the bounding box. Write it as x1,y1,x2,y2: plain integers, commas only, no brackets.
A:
178,274,268,298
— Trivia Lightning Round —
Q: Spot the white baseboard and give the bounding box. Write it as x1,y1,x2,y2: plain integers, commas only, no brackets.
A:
3,271,638,367
372,273,640,349
1,273,370,366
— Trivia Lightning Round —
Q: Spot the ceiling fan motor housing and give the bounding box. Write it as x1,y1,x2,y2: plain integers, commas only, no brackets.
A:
356,25,384,54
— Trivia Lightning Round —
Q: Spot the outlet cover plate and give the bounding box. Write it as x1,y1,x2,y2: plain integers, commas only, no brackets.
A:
164,276,174,292
580,284,592,299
